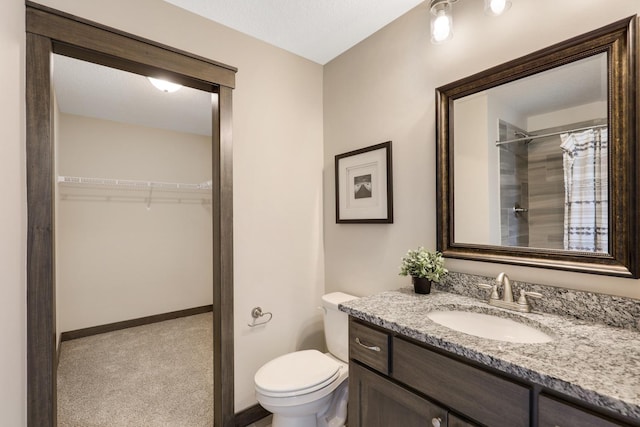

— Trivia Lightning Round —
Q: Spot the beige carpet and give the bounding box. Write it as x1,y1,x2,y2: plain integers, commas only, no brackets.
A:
57,313,213,427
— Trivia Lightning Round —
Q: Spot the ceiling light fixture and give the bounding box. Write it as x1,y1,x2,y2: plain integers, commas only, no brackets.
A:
484,0,512,16
430,0,512,44
430,0,455,44
147,77,182,93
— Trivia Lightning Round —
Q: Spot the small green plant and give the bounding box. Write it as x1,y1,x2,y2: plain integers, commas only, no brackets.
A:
399,247,448,283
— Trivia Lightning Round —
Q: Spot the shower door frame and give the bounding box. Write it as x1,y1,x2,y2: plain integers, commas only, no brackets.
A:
25,3,236,426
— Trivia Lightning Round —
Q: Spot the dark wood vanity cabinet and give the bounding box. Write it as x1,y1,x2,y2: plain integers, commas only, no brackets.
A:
393,336,529,427
349,318,497,427
349,362,449,427
348,318,638,427
538,394,628,427
448,414,478,427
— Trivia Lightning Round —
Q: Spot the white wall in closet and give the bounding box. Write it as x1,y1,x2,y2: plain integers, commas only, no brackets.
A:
56,113,213,332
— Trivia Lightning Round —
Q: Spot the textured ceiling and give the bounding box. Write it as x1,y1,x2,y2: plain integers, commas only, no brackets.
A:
164,0,426,64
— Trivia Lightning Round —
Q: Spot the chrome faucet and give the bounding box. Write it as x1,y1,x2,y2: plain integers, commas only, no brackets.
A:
477,272,542,313
496,272,513,303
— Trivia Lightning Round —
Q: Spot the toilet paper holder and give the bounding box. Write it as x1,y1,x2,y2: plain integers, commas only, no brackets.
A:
248,306,273,327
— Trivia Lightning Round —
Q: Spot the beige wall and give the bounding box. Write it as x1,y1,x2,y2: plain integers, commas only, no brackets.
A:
5,0,640,424
10,0,325,417
0,0,26,425
56,113,213,332
323,0,640,300
453,93,492,244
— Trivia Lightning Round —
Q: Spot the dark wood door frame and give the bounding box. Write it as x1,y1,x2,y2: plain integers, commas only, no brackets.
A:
25,3,236,426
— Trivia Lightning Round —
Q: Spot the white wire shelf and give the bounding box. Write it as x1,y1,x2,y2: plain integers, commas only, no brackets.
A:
57,176,212,193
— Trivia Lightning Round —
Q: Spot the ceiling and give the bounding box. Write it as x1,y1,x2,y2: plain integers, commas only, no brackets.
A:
163,0,426,65
53,2,606,137
54,1,425,135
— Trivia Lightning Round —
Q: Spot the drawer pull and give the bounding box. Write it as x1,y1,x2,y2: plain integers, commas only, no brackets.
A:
431,417,442,427
355,337,381,352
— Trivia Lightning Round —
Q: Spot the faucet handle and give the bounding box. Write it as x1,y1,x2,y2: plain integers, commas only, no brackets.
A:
478,283,499,300
517,290,542,305
525,290,543,299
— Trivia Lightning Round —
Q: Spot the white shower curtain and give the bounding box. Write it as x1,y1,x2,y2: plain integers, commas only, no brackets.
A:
559,128,608,253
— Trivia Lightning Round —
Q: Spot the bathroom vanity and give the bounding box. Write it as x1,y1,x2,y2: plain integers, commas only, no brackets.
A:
341,289,640,427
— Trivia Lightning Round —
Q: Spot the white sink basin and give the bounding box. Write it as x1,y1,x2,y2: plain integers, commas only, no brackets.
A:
427,310,553,343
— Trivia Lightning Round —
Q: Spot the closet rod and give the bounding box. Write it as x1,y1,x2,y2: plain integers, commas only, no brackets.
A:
495,123,607,146
57,176,212,192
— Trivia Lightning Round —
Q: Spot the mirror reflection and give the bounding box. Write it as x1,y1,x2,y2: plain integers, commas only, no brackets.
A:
453,53,609,254
437,17,637,277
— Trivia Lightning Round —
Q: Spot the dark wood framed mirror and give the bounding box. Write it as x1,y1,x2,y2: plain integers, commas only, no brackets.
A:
436,16,638,278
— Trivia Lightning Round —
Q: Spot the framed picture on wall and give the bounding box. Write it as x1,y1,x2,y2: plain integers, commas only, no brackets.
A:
335,141,393,223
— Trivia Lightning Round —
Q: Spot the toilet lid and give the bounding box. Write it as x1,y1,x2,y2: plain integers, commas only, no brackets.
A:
255,350,341,397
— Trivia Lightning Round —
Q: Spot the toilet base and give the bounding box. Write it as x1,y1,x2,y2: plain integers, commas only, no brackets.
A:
272,413,318,427
264,381,348,427
317,381,348,427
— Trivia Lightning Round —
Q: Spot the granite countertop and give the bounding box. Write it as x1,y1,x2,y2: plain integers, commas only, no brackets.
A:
339,288,640,421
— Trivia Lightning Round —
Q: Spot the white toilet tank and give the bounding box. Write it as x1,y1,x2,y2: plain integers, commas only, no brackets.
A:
322,292,357,362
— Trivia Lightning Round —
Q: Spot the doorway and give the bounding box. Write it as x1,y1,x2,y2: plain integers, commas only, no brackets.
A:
54,53,215,425
25,3,235,426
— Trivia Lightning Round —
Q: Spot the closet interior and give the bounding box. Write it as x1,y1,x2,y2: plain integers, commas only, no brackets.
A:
53,53,215,426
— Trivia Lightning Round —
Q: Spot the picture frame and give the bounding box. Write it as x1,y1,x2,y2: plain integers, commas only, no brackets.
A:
335,141,393,223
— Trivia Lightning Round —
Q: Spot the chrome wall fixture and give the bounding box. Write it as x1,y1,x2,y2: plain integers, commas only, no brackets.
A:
429,0,512,44
248,306,273,327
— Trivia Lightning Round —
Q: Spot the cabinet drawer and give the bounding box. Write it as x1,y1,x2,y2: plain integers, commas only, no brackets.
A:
392,337,530,427
539,394,626,427
349,362,447,427
349,319,390,375
449,413,480,427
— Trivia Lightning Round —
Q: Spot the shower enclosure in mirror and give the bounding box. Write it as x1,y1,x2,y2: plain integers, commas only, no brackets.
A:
436,16,638,277
454,53,608,252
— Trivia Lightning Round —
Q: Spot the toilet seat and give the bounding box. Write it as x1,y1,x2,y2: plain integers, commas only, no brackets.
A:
255,350,341,398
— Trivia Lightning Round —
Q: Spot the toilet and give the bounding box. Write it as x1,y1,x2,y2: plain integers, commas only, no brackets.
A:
254,292,357,427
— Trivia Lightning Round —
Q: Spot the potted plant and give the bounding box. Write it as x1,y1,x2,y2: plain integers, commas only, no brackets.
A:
399,247,448,294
